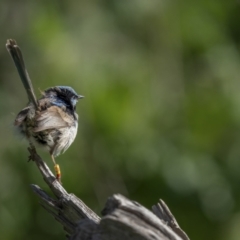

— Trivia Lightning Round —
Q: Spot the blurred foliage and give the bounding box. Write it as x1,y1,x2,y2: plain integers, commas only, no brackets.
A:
1,0,240,239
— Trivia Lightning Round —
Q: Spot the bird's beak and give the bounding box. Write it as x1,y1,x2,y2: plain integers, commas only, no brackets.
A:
78,95,84,99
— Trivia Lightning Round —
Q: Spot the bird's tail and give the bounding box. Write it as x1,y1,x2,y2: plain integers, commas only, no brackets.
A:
6,39,38,109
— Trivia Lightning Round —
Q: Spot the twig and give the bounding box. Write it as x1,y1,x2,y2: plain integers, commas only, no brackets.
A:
152,200,190,240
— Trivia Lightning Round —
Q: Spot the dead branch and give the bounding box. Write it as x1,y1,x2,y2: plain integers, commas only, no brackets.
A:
29,147,189,240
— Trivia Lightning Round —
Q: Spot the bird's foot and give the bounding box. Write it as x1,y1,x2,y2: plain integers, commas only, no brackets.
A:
54,164,62,184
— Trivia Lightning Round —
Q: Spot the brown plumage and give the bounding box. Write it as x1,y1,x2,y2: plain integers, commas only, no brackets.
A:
6,39,84,182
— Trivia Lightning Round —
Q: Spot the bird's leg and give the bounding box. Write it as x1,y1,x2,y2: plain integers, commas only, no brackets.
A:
51,154,61,183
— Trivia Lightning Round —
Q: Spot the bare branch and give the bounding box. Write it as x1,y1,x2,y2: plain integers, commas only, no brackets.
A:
29,148,189,240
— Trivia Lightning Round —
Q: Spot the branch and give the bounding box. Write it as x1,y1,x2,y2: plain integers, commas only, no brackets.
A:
28,147,100,237
28,147,189,240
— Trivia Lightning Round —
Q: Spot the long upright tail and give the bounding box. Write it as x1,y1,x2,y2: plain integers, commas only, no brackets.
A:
6,39,38,109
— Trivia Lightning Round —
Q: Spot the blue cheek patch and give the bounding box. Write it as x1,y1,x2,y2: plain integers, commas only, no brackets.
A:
71,99,78,106
52,100,70,108
52,102,64,107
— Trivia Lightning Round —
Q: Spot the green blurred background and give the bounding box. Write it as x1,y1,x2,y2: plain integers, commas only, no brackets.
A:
1,1,240,239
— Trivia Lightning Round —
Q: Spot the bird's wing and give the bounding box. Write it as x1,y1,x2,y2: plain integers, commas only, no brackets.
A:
14,107,30,126
33,106,73,132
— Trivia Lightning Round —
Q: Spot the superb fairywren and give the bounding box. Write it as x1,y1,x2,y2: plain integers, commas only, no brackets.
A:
6,39,83,182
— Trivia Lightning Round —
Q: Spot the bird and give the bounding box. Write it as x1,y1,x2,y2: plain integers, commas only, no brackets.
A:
6,39,84,183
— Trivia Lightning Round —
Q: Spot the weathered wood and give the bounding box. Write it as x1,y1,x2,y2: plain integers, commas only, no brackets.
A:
96,194,183,240
29,147,100,237
29,148,189,240
152,200,189,240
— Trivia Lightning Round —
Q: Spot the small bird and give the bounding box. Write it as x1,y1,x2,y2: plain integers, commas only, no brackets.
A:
6,39,84,182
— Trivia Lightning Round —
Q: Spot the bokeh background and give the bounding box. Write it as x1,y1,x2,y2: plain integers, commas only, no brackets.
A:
1,1,240,239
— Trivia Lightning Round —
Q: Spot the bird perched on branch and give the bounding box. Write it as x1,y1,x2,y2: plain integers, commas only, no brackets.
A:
6,39,84,183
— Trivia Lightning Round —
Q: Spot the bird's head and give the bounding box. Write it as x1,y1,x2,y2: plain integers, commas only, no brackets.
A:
44,86,84,110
